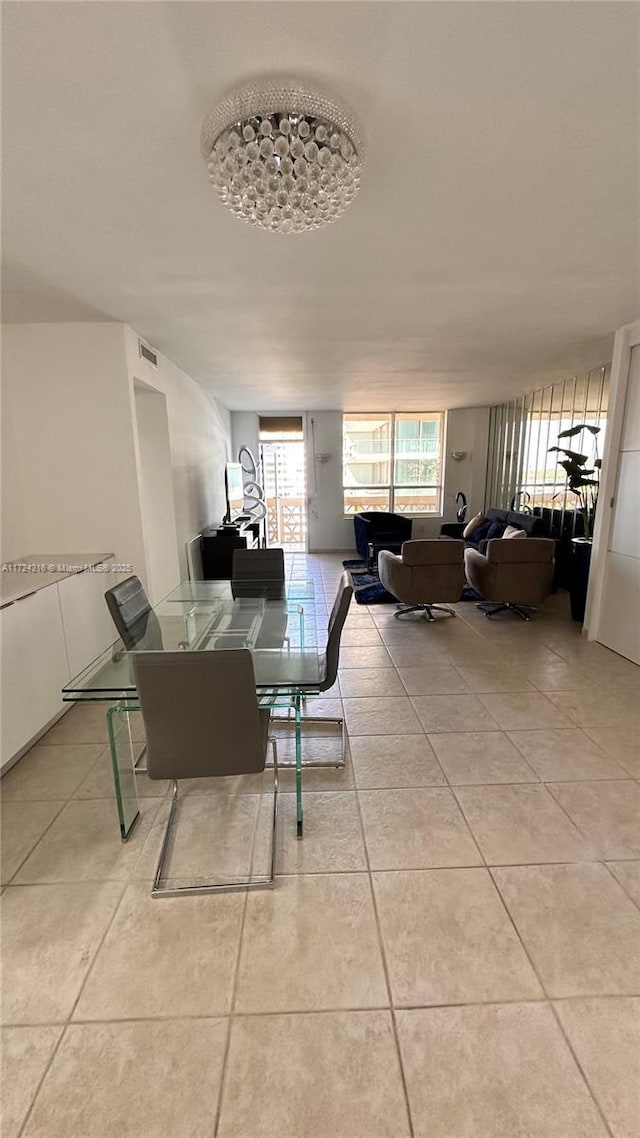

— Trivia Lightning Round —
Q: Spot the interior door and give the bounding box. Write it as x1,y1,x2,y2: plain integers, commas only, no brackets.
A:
597,344,640,663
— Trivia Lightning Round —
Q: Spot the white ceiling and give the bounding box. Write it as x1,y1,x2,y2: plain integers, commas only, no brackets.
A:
2,1,638,410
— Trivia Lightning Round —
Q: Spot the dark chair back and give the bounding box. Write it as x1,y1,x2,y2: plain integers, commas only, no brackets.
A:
133,649,269,780
105,575,163,650
232,547,285,581
322,573,354,690
232,548,286,599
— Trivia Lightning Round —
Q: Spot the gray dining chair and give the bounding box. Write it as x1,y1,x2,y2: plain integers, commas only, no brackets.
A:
295,572,353,768
133,649,278,898
105,575,163,651
104,575,163,773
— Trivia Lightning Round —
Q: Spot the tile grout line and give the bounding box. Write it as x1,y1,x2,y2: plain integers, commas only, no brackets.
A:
212,869,252,1138
4,799,69,887
542,779,608,848
486,865,617,1138
415,656,633,1138
352,767,415,1138
14,875,129,1138
7,987,635,1033
547,1001,616,1138
14,1022,67,1138
4,769,638,810
599,859,640,912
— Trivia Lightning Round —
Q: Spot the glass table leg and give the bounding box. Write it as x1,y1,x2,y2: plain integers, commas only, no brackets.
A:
106,702,141,840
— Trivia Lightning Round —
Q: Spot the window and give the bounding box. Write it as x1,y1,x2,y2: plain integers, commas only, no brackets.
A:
343,412,445,515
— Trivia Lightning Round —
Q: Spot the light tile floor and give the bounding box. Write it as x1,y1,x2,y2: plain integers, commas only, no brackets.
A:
2,551,639,1138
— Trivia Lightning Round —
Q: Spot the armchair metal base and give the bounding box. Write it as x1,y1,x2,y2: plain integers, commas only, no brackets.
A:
476,601,538,622
394,603,457,622
151,738,279,898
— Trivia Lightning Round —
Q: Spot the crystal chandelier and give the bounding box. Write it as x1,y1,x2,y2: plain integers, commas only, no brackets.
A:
201,78,364,234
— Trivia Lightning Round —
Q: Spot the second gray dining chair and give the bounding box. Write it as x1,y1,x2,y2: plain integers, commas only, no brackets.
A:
133,648,279,898
104,575,163,650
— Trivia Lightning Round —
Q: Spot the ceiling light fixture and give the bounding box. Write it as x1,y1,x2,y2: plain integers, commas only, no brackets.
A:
201,78,364,234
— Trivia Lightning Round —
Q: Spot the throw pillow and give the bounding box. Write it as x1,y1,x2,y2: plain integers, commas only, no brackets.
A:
486,519,508,540
503,525,527,539
469,519,493,543
462,512,484,539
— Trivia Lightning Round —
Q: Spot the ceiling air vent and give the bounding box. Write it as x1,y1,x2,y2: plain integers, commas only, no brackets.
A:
138,340,158,368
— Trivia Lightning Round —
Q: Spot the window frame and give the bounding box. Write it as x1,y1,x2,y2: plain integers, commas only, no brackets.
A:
342,411,446,518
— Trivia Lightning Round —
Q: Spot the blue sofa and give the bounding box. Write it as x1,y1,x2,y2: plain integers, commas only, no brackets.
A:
440,507,547,553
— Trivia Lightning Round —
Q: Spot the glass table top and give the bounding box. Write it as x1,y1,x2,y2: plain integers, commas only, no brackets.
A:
63,577,323,699
164,578,316,603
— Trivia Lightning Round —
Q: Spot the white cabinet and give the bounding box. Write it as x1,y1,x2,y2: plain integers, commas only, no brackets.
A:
1,586,70,765
1,556,118,771
57,559,115,678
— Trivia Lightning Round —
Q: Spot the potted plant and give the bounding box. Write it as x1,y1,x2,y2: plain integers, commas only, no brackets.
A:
548,424,601,621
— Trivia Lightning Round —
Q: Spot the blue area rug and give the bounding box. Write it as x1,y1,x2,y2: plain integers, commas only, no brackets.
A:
342,559,482,605
342,559,394,604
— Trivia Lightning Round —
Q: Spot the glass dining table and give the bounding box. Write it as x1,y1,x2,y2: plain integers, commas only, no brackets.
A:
62,578,324,840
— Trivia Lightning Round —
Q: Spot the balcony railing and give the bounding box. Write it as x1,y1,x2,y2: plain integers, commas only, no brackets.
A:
266,496,306,547
344,489,442,515
345,440,439,459
344,439,390,456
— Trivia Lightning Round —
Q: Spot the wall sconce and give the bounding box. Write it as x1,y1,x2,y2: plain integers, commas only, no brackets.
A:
450,450,468,462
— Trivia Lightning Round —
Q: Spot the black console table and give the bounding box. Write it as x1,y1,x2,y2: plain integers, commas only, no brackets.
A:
201,523,259,580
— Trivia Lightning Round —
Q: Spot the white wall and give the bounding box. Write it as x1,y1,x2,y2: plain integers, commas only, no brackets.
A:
1,323,232,586
124,328,231,580
229,406,491,552
440,406,491,525
304,412,350,551
1,323,146,571
1,372,30,562
231,412,260,463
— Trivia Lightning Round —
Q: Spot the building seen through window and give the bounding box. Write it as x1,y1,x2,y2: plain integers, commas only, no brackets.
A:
343,412,444,514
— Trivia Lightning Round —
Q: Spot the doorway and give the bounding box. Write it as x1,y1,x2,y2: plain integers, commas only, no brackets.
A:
596,341,640,664
133,383,180,602
259,419,307,552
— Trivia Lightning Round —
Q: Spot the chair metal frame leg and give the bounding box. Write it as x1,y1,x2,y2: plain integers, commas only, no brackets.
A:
269,706,346,770
133,743,147,773
268,682,346,770
394,603,457,621
295,711,346,769
151,737,279,898
475,601,538,622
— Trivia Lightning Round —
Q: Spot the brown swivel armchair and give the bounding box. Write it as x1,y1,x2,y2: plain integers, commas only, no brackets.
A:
378,539,465,620
465,538,555,621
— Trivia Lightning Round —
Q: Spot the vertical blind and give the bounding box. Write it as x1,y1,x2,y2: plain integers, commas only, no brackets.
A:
485,365,609,514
